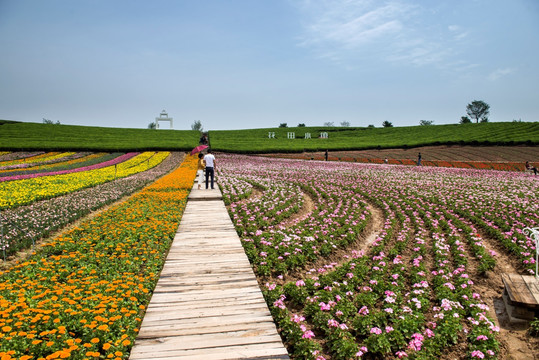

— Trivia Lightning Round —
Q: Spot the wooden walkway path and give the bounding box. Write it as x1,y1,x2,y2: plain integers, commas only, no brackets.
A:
129,185,289,360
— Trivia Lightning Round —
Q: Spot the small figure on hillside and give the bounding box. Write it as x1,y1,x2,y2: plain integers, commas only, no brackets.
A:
197,153,205,189
204,150,216,189
325,149,329,161
525,161,538,175
417,152,422,166
384,158,388,164
199,133,208,145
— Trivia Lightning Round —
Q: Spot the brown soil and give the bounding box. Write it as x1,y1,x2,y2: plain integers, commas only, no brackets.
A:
268,145,539,163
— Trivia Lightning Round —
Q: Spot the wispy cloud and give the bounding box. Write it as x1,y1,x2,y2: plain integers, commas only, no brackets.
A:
294,0,470,70
487,67,516,81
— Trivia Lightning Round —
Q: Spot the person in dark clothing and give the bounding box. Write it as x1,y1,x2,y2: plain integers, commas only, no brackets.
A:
525,161,538,175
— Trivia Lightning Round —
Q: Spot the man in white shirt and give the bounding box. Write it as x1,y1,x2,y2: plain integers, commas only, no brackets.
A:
203,150,216,189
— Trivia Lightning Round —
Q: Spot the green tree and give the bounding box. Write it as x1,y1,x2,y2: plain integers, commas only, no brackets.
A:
382,120,393,128
340,121,350,127
148,122,156,129
279,123,288,128
419,120,433,126
323,121,334,127
466,100,490,123
297,123,306,127
191,120,203,131
460,116,472,124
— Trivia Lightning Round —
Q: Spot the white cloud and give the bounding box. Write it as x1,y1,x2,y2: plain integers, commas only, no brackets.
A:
487,67,516,81
294,0,471,70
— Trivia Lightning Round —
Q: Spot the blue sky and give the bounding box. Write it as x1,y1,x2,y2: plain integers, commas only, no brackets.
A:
1,0,538,130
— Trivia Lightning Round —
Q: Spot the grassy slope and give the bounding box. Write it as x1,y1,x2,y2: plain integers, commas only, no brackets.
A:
209,122,539,153
1,120,537,153
0,121,200,151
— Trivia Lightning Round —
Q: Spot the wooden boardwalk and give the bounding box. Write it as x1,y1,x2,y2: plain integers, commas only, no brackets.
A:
129,185,289,360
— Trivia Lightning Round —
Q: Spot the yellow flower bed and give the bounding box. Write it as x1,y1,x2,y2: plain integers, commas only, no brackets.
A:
0,155,197,360
0,152,170,210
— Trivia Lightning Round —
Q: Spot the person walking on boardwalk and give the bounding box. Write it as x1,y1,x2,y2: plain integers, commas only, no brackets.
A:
203,150,216,189
417,152,422,166
197,153,205,189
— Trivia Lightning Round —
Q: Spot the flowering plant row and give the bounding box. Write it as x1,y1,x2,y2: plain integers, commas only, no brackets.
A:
0,153,185,259
0,153,140,182
0,152,170,210
0,153,111,177
0,154,197,360
0,152,71,168
0,153,89,172
217,155,537,359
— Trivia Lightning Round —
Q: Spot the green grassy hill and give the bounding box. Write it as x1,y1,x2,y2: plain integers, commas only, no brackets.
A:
209,122,539,153
0,121,200,151
1,120,537,153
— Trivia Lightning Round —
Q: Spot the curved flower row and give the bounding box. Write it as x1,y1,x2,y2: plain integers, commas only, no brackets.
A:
0,153,139,182
218,155,537,359
0,152,45,163
0,152,170,210
0,152,185,259
0,152,102,175
0,154,197,360
0,152,73,168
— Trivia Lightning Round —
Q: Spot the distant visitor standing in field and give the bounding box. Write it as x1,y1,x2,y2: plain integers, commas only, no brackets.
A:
204,150,216,189
325,149,328,161
525,161,538,175
197,153,205,189
417,152,422,166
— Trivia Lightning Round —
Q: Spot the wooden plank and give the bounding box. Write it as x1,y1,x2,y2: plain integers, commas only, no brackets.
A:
130,343,289,360
130,330,284,353
502,273,538,306
522,275,539,307
140,305,271,323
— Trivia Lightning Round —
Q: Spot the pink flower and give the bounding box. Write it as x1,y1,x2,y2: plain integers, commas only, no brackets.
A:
319,302,331,311
471,350,485,358
407,333,424,351
356,346,368,357
396,351,408,358
358,306,369,315
370,327,382,335
302,330,315,339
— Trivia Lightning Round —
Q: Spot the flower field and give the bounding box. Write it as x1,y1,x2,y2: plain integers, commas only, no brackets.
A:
0,155,197,360
0,152,170,210
217,154,538,359
0,152,184,259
